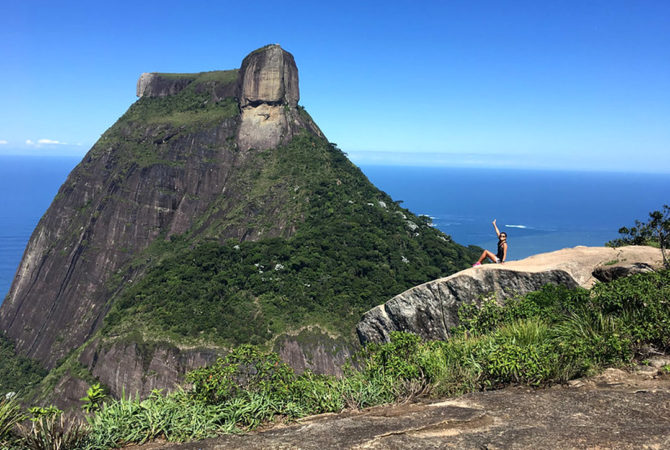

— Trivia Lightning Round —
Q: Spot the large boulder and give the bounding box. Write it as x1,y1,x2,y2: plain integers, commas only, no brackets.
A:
236,44,314,151
357,246,664,344
238,44,299,108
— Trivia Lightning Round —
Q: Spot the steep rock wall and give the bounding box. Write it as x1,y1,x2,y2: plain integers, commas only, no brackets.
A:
237,45,321,151
78,340,222,400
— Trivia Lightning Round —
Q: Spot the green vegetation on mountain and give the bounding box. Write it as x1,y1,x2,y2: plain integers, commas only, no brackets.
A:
0,333,48,396
102,132,479,346
122,72,239,129
3,269,668,449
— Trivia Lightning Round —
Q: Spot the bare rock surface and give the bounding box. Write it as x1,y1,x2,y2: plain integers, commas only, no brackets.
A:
236,44,320,151
77,340,222,400
357,246,663,344
136,73,195,97
238,44,299,108
141,367,670,449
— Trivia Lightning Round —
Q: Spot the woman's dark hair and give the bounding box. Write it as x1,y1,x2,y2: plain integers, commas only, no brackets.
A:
500,232,507,238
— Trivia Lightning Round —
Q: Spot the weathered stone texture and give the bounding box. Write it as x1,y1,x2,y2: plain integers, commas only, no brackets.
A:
238,45,299,108
273,327,356,377
236,44,321,151
0,118,242,367
136,73,194,97
357,246,663,344
78,340,222,401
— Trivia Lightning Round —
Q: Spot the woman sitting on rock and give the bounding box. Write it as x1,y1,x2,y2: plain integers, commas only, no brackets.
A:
473,219,507,266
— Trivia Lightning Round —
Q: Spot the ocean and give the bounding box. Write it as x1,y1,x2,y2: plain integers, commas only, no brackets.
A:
1,155,668,303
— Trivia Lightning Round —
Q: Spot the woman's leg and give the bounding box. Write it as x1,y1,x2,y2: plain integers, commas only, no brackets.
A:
476,250,498,264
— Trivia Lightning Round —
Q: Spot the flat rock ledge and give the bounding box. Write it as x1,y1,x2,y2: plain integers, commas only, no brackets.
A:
141,365,670,449
357,246,663,344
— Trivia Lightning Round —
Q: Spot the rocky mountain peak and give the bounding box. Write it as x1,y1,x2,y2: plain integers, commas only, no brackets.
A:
236,44,310,151
238,44,299,108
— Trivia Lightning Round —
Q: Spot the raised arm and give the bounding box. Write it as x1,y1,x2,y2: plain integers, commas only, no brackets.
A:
492,219,501,237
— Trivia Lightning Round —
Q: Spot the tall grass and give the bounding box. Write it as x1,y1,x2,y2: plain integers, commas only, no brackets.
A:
0,396,24,448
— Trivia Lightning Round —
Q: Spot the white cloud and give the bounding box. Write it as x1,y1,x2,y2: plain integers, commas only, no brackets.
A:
25,138,69,147
0,140,7,145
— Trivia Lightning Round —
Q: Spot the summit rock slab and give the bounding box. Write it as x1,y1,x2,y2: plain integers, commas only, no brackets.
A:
357,246,664,344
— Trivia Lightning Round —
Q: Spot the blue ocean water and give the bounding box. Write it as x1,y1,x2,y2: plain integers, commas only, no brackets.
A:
0,156,80,303
361,166,670,262
0,156,668,303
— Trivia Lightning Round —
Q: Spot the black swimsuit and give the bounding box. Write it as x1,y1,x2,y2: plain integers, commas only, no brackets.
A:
496,239,506,262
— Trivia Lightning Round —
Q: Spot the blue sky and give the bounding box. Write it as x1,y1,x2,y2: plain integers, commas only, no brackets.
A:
1,0,669,172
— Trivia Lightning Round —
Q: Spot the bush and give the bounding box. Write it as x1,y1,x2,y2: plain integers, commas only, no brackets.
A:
473,319,556,387
553,309,632,377
0,396,25,448
186,345,296,405
16,414,88,450
607,205,669,268
591,270,670,348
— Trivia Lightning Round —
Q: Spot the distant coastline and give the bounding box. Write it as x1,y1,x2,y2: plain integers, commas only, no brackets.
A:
1,156,669,303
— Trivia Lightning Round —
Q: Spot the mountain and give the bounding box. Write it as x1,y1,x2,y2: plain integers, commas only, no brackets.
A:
0,45,479,405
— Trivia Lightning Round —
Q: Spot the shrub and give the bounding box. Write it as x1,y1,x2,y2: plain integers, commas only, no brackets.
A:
553,309,632,377
16,414,88,450
590,270,670,348
470,319,556,387
81,383,106,414
186,345,296,405
455,284,590,336
0,396,25,448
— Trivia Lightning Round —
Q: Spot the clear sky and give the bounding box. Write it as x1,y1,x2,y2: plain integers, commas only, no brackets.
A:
1,0,669,172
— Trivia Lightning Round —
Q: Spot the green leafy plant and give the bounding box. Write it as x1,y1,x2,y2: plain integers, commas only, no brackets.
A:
28,405,62,421
187,345,296,405
81,383,106,413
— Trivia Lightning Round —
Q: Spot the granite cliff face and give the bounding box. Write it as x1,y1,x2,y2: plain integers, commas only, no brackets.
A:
0,45,478,406
357,246,663,344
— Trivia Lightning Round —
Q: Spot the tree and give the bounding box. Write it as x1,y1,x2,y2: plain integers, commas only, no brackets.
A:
607,205,670,268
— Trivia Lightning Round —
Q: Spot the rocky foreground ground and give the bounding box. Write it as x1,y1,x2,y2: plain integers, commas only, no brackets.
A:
137,359,670,449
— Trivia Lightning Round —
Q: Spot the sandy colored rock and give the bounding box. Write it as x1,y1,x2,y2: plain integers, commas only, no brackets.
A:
357,246,663,344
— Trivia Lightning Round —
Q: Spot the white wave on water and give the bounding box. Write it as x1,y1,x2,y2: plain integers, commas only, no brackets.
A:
506,224,529,229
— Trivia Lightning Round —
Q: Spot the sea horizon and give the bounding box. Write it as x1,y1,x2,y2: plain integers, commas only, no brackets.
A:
2,154,669,303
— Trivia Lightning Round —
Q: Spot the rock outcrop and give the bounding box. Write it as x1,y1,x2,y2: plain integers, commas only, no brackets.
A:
77,340,222,400
237,44,320,151
273,327,355,377
136,73,194,98
357,246,663,344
